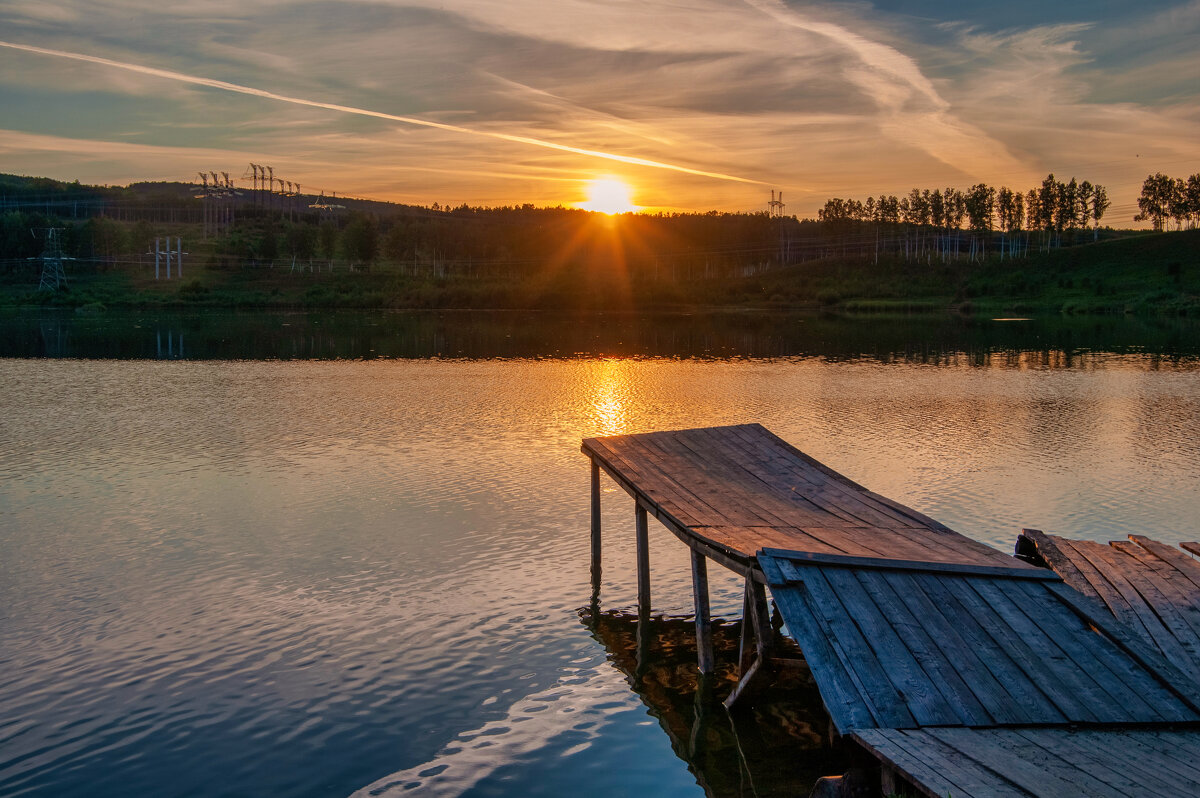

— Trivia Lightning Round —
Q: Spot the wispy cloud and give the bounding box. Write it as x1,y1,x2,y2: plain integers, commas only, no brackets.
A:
0,0,1197,214
0,40,760,184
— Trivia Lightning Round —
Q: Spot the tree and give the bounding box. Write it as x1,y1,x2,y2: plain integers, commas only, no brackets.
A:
1134,173,1177,231
1168,177,1189,230
1090,185,1110,241
1186,174,1200,229
318,220,339,262
341,215,378,264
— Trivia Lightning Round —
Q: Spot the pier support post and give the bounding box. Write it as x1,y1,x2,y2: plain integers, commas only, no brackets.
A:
635,503,650,616
691,549,714,675
590,460,602,595
737,580,756,677
749,577,773,661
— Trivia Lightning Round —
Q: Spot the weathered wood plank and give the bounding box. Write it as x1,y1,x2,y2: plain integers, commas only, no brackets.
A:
1009,578,1173,722
1111,539,1200,644
635,432,795,527
1130,535,1200,593
703,426,921,531
877,570,1040,726
1104,540,1200,671
821,567,962,726
926,728,1090,797
1077,540,1200,671
1040,580,1200,720
971,728,1134,798
1011,728,1196,796
792,567,918,728
1050,536,1141,621
911,574,1054,725
657,428,873,530
1129,730,1200,778
757,556,880,730
729,424,969,536
853,728,1021,798
852,568,993,726
765,548,1053,580
606,435,742,526
964,579,1104,723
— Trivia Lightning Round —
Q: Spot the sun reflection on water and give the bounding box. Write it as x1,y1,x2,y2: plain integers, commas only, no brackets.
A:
586,359,634,437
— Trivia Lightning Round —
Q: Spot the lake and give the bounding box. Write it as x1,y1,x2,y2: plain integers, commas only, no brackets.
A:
2,309,1199,796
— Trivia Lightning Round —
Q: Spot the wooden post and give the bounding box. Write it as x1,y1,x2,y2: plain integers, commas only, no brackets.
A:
737,578,756,677
691,549,714,675
749,577,773,661
635,503,650,616
590,460,602,594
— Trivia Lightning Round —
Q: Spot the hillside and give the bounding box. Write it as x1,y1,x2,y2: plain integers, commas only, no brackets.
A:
1,173,1197,314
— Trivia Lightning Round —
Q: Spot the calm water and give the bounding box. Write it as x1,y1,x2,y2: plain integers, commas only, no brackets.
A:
2,310,1199,797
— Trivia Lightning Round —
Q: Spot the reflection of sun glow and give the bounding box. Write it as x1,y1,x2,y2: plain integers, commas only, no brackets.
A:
588,359,632,437
577,177,640,215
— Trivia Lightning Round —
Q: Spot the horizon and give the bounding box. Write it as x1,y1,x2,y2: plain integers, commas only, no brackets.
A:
1,2,1198,223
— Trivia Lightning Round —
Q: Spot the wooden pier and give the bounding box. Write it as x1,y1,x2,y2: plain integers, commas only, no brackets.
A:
583,424,1200,797
1018,528,1200,682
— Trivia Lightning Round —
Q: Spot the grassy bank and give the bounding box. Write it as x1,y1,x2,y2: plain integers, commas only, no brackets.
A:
3,229,1197,315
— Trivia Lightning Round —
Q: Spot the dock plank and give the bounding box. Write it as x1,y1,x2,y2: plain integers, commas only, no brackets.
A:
853,728,1025,798
762,549,1200,731
787,566,918,728
585,425,1023,567
857,728,1200,798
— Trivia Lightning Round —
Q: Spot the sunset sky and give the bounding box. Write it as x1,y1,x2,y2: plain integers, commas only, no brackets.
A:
1,0,1197,219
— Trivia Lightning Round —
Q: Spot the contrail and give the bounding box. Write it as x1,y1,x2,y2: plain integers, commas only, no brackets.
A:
0,40,760,184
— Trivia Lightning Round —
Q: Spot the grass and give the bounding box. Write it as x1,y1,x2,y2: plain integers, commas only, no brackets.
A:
4,229,1197,315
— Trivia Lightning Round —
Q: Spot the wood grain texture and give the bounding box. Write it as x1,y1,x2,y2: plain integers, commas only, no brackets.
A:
583,424,1018,567
854,728,1200,798
760,550,1200,734
1020,529,1200,684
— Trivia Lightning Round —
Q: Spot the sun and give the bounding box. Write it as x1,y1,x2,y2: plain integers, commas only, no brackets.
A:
577,177,640,214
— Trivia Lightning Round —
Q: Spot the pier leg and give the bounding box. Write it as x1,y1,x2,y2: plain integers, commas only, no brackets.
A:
633,502,652,680
635,503,650,617
590,460,602,596
691,549,714,676
737,579,755,677
748,577,773,661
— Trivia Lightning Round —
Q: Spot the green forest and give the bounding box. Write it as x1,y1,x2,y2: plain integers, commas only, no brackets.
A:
1,171,1197,315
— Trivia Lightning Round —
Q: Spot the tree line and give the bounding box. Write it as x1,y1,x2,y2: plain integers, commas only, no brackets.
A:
1135,172,1200,231
817,174,1111,263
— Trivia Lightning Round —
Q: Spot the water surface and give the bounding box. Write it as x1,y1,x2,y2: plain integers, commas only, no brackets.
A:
1,310,1198,796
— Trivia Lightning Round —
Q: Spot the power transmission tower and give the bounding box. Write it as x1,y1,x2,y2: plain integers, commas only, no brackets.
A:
34,228,70,290
767,189,785,218
767,190,789,266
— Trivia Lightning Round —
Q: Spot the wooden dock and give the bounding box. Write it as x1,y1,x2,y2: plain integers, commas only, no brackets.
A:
1018,528,1200,682
583,424,1200,797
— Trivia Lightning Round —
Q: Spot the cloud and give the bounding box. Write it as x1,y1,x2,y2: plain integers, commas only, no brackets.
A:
0,0,1197,214
0,40,760,184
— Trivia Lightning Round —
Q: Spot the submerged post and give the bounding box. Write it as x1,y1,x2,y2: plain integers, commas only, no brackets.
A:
590,460,602,594
691,549,714,675
635,503,650,616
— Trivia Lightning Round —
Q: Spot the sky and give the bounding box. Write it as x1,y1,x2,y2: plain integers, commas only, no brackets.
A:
1,0,1197,219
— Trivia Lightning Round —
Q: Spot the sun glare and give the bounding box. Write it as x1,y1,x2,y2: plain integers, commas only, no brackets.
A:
577,178,639,215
